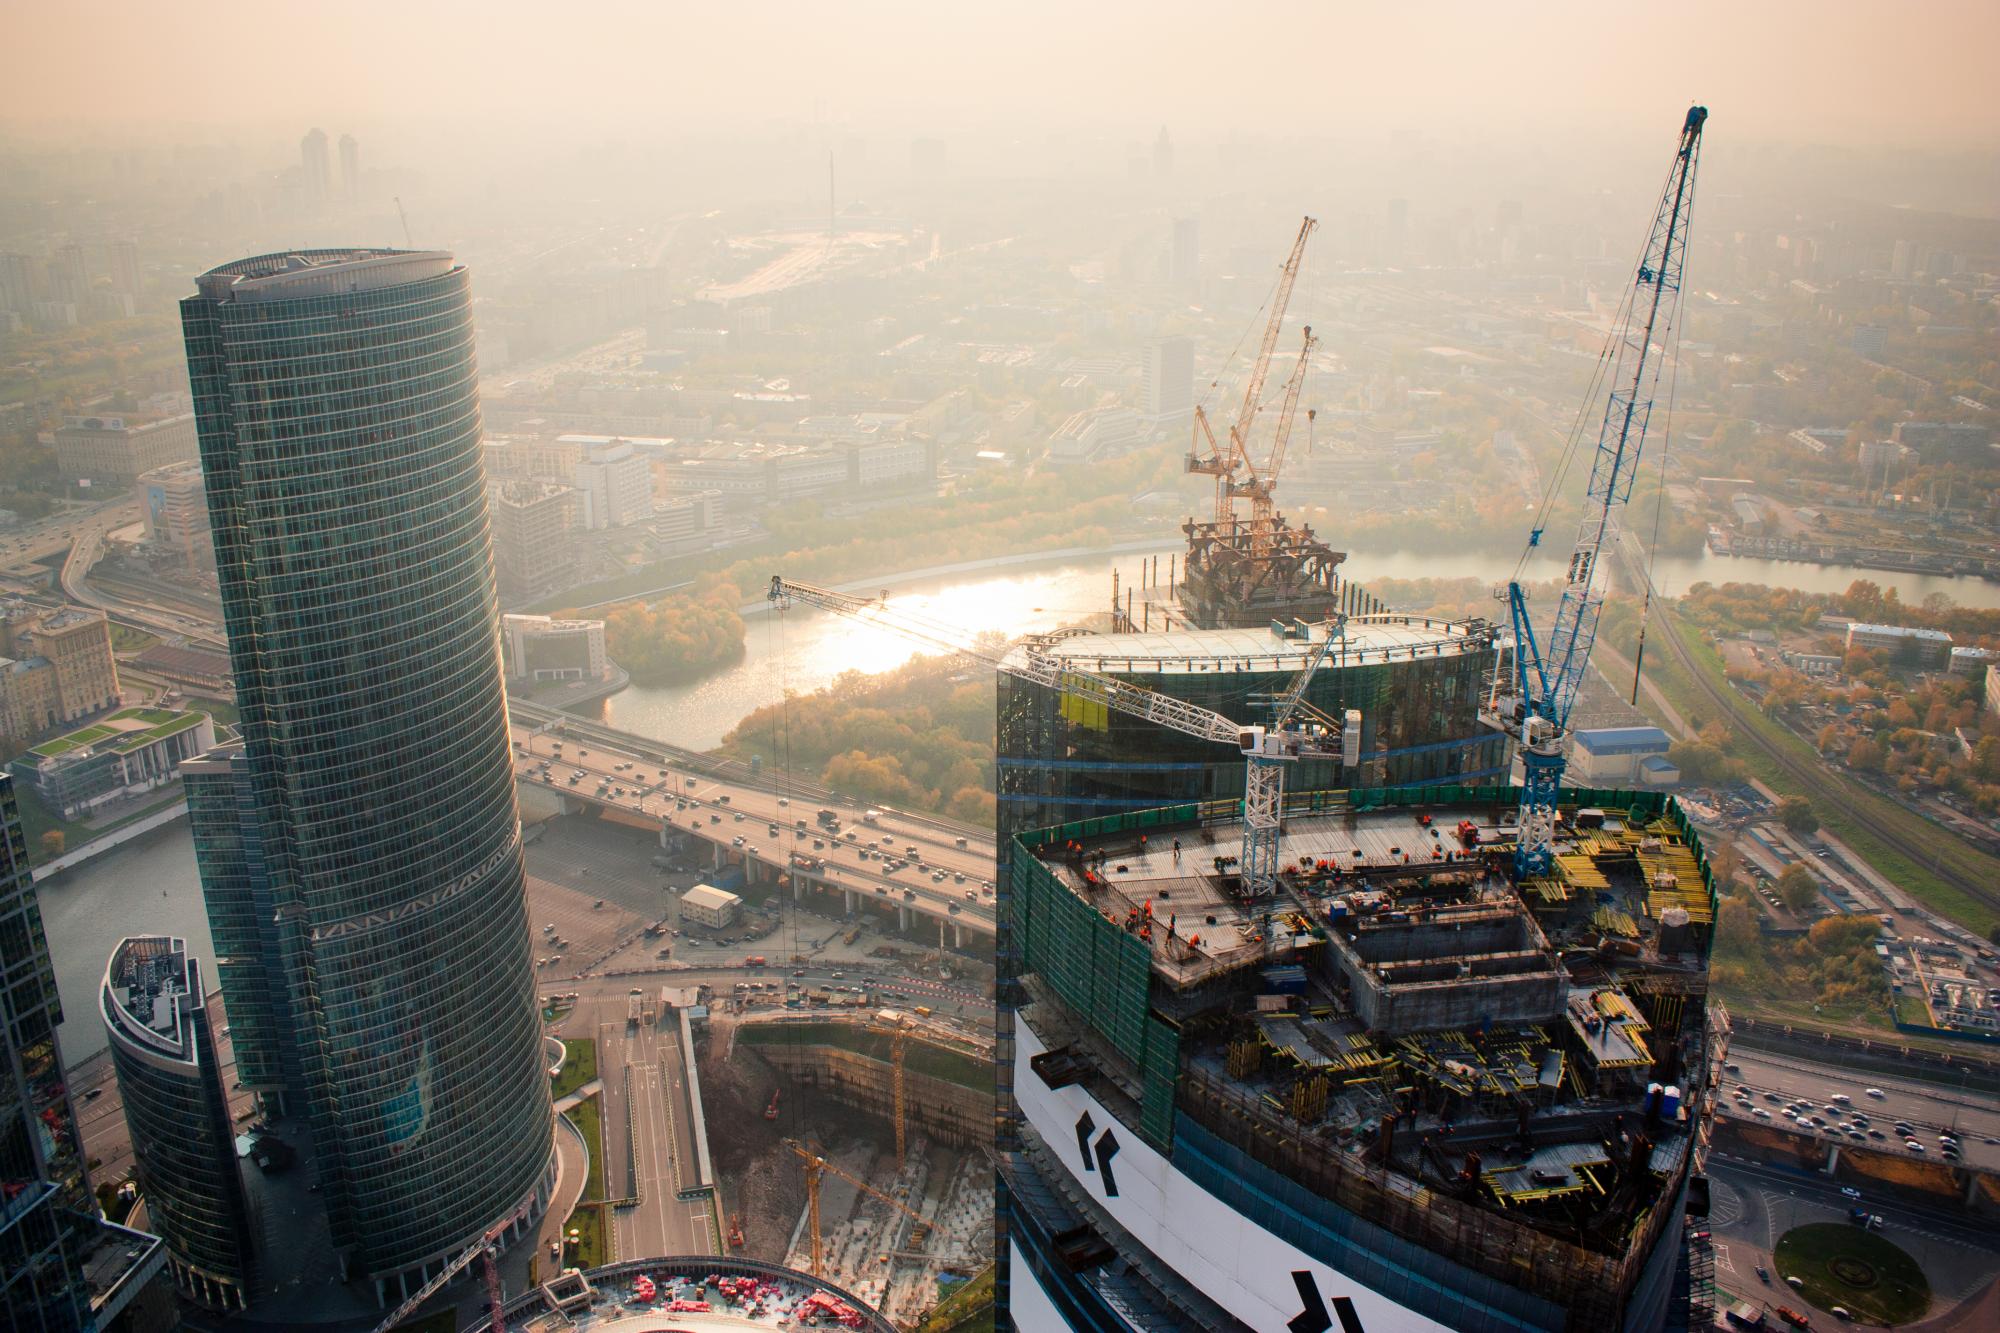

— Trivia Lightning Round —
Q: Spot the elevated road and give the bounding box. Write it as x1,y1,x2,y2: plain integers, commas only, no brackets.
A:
509,705,998,944
1716,1045,2000,1175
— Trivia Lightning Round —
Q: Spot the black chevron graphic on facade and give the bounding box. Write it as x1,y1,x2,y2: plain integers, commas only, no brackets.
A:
1092,1128,1120,1197
1074,1110,1096,1171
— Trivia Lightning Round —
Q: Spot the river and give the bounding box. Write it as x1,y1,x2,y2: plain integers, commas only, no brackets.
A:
591,542,2000,750
38,820,209,1064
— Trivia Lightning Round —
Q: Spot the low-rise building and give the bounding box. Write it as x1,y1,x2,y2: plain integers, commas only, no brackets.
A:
644,490,721,544
500,614,609,684
1986,664,2000,720
1946,645,2000,679
572,438,655,529
137,460,213,565
54,413,198,490
0,602,122,735
487,478,579,597
1568,725,1675,786
9,707,215,818
130,642,233,693
1782,651,1842,677
680,883,742,929
1046,406,1149,466
1845,621,1953,670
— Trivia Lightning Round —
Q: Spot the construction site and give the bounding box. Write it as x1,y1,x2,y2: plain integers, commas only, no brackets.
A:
696,1006,994,1327
1011,783,1722,1329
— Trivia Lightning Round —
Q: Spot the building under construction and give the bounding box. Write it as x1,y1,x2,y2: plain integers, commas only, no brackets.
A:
997,615,1511,839
1003,785,1719,1331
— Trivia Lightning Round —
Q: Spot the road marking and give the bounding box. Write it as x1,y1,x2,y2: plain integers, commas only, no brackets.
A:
1713,1242,1734,1272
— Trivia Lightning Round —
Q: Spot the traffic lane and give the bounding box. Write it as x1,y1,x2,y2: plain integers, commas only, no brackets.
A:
1707,1154,2000,1317
659,816,996,925
551,961,992,1023
518,769,996,914
1712,1153,2000,1256
657,1026,715,1254
514,748,998,908
1728,1051,2000,1146
572,753,992,878
1720,1080,2000,1169
1733,1049,2000,1132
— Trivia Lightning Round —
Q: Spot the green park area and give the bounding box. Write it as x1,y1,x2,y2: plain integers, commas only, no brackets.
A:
1773,1223,1931,1326
550,1037,598,1101
563,1203,608,1271
563,1094,605,1205
555,1092,610,1270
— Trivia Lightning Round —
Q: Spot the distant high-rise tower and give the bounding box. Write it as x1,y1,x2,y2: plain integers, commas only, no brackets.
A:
0,252,34,312
338,133,360,204
101,935,254,1310
300,128,331,207
180,249,555,1304
1152,125,1174,178
109,239,141,299
1141,335,1194,427
1170,216,1199,290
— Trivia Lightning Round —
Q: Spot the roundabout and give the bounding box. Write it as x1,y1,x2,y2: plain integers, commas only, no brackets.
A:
1774,1223,1932,1327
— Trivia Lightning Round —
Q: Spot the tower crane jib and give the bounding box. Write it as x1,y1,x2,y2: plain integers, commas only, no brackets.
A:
1505,104,1707,876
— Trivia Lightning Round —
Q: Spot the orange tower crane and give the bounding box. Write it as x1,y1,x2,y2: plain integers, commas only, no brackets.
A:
1237,325,1318,553
784,1138,929,1281
1185,216,1316,523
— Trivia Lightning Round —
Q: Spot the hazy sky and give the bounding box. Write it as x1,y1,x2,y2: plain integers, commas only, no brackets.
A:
5,0,1997,151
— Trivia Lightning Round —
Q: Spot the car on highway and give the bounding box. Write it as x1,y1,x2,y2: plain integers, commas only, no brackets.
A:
1905,1139,1925,1152
1865,1087,1884,1098
1752,1108,1771,1119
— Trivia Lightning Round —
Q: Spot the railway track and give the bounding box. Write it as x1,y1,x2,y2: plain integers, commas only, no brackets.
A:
1650,599,2000,919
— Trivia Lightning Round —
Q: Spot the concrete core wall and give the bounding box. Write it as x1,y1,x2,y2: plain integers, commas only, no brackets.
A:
1330,908,1564,1034
756,1044,991,1148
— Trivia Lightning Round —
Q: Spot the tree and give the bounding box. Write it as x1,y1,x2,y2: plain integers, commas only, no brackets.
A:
38,829,64,860
1846,738,1886,772
1774,796,1819,836
1777,864,1820,913
1716,898,1760,956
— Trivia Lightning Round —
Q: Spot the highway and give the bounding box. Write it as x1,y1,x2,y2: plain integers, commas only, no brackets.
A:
511,718,999,941
1717,1046,2000,1172
55,499,230,646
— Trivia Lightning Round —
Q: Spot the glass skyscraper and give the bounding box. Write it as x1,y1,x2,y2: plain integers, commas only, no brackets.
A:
101,936,253,1309
1,774,169,1332
180,250,554,1303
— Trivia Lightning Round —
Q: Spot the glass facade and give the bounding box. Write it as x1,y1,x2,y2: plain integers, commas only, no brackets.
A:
101,937,253,1309
180,251,553,1292
992,624,1508,1324
0,774,94,1332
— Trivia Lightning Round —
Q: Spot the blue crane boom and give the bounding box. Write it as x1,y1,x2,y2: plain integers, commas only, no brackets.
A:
1509,104,1707,875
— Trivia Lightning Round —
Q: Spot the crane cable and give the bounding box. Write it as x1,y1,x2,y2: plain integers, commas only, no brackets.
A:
773,603,804,1148
1628,138,1702,706
1509,154,1690,589
1196,235,1295,419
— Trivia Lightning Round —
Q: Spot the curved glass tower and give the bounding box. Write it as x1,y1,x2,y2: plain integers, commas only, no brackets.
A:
101,937,252,1309
181,251,553,1300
